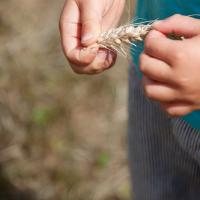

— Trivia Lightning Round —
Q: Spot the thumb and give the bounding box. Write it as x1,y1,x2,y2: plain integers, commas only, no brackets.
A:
153,14,200,38
80,0,103,46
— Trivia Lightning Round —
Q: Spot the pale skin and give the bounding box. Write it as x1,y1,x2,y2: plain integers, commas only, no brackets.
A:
140,14,200,117
60,2,200,117
59,0,125,74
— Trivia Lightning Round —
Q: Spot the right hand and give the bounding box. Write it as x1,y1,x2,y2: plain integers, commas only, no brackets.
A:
59,0,125,74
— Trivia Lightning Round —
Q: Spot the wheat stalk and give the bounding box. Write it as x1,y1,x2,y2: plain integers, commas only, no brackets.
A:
97,20,187,57
97,23,152,56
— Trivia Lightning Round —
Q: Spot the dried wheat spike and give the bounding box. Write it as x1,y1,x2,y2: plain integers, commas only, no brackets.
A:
97,24,152,56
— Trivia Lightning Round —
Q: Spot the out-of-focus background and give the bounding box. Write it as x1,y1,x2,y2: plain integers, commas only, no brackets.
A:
0,0,134,199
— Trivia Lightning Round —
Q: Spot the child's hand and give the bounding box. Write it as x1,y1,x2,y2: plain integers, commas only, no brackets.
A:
59,0,125,75
140,14,200,116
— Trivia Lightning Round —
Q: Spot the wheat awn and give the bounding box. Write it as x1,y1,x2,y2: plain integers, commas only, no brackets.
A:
97,23,152,56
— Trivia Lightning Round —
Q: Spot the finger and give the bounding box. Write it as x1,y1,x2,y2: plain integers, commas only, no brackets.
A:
80,0,103,46
139,53,173,83
161,101,193,116
142,76,181,102
67,46,99,66
60,0,80,56
144,30,180,64
60,1,99,66
101,0,125,31
153,14,200,38
71,49,117,74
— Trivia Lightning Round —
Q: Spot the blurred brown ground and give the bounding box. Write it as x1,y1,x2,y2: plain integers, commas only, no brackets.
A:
0,0,134,199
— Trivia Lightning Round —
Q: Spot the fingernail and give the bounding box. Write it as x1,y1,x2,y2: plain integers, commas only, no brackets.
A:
82,33,94,43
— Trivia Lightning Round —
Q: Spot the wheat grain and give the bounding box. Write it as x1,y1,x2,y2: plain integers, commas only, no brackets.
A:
97,23,152,56
97,21,186,56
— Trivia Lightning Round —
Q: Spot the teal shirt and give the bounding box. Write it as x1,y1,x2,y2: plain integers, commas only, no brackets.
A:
132,0,200,130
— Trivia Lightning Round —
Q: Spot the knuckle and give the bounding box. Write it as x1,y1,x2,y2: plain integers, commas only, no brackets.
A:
166,14,182,24
172,50,185,63
176,76,190,88
181,89,198,104
172,14,182,20
157,67,169,80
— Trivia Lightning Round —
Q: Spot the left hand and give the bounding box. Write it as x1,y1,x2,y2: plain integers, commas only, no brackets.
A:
140,14,200,116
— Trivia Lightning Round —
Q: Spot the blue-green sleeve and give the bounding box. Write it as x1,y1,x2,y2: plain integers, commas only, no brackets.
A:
131,0,200,131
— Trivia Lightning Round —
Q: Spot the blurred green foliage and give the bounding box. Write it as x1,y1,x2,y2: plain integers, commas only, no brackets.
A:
31,107,54,127
96,152,111,168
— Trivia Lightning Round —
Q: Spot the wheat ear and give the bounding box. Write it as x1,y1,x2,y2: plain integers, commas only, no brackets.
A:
97,23,152,56
97,21,186,56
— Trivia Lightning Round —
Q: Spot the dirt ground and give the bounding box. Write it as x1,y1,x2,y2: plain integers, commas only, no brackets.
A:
0,0,134,199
